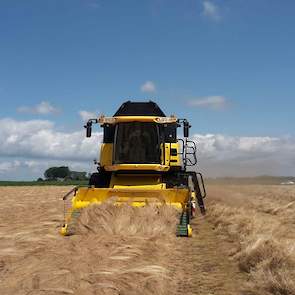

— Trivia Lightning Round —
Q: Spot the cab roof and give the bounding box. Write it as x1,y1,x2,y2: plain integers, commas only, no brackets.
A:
114,101,166,117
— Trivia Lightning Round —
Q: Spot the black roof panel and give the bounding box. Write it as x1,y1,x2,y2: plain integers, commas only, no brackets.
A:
114,101,166,117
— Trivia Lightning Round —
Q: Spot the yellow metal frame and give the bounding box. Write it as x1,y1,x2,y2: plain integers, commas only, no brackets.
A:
98,115,177,124
104,163,170,172
71,187,189,210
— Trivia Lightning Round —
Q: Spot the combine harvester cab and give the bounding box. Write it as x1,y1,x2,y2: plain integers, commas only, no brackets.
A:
61,101,206,237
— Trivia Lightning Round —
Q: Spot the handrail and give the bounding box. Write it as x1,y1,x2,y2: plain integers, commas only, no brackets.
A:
196,172,207,199
177,138,197,168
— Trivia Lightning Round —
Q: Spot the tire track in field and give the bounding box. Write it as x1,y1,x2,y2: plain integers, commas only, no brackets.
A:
175,212,247,294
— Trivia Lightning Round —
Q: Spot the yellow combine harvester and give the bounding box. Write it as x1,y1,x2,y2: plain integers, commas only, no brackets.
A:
61,101,206,237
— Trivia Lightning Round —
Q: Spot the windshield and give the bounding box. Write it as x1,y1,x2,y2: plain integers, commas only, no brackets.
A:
114,122,160,164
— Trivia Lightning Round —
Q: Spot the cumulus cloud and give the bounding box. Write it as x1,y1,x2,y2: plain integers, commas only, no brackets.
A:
192,134,295,177
188,96,228,110
0,118,102,180
79,110,97,122
0,118,102,162
141,81,156,93
17,101,60,115
0,117,295,179
202,1,221,21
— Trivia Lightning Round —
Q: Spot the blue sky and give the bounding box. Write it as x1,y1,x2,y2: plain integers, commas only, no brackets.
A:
0,0,295,179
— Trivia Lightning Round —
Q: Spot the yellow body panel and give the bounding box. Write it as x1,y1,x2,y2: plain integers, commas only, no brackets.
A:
164,143,170,166
72,187,189,210
99,115,177,124
104,163,170,172
170,142,181,167
100,143,113,166
110,174,165,189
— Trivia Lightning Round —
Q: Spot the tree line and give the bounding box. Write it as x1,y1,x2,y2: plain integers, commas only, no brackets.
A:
38,166,89,181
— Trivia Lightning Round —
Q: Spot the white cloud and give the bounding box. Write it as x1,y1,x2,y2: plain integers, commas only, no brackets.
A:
17,101,60,115
202,1,221,21
0,118,103,180
0,118,102,162
79,110,97,122
192,134,295,177
141,81,156,93
188,96,227,110
0,117,295,179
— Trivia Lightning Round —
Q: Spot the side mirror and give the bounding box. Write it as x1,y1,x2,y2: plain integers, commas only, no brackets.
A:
183,120,190,138
85,121,92,138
